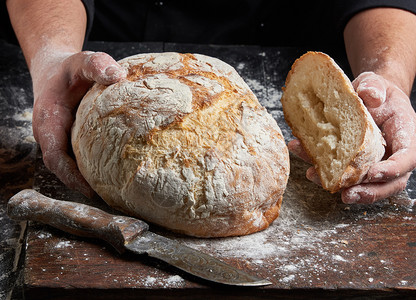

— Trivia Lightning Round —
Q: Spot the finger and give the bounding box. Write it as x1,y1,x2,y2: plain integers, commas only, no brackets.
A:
34,106,94,198
306,166,321,186
69,51,127,86
366,96,416,182
43,148,95,198
352,72,387,108
341,173,410,204
366,149,416,182
287,139,313,164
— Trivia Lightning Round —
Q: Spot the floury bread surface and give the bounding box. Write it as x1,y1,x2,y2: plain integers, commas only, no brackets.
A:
281,52,385,193
71,52,290,237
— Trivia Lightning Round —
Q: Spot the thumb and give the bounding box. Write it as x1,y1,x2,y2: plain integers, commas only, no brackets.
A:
352,72,387,108
70,51,127,86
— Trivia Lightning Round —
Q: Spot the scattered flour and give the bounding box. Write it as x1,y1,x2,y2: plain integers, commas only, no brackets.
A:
236,62,245,70
165,275,185,286
37,231,52,239
144,276,157,286
0,112,35,151
12,108,33,122
280,274,296,283
332,255,347,262
55,241,73,249
141,275,185,288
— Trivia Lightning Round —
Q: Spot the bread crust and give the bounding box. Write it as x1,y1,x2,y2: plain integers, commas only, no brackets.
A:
72,52,290,237
281,52,385,193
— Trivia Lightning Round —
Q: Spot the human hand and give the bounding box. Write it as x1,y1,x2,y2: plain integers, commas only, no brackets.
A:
343,72,416,204
31,51,126,197
288,72,416,204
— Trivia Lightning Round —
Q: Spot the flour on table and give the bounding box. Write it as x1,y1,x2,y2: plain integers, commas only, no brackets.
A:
140,275,185,288
55,240,73,249
174,154,416,287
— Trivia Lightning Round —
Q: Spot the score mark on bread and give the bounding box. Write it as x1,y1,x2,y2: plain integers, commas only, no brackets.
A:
281,51,385,193
71,52,290,237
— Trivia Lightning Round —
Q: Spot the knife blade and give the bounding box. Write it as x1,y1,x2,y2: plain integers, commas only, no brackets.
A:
7,189,272,287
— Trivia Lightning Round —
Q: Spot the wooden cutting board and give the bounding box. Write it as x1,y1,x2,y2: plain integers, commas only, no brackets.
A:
21,43,416,299
23,150,416,299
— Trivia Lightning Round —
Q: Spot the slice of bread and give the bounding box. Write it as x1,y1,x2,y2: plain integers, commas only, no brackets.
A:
281,52,385,193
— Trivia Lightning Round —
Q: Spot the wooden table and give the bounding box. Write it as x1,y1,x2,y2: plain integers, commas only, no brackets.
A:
2,40,416,299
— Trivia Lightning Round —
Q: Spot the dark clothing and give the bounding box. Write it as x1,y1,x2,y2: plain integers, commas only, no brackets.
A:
1,1,416,47
81,0,416,47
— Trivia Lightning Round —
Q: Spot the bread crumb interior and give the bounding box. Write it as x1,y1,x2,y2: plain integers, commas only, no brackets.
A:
283,61,363,188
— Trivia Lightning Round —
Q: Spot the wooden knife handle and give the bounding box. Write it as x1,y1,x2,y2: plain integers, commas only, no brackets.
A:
7,189,149,253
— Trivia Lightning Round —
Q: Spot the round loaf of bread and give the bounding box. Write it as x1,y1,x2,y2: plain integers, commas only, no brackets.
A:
281,51,385,193
71,52,290,237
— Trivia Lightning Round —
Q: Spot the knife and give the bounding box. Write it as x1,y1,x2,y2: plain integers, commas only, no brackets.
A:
7,189,272,287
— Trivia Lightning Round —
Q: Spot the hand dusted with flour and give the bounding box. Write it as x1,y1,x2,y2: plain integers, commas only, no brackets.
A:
71,52,289,237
